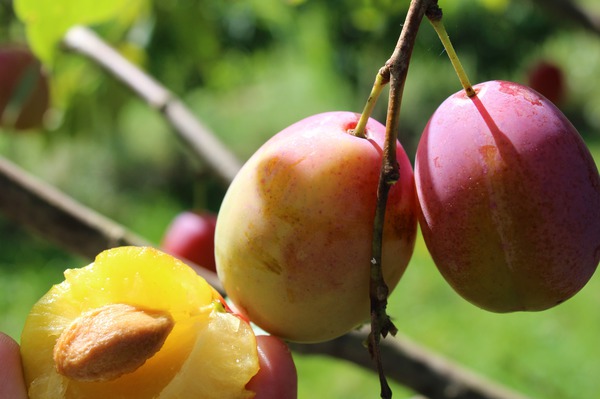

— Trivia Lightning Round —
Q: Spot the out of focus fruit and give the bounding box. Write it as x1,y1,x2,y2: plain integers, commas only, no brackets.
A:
415,80,600,312
161,211,218,272
0,46,49,130
215,111,417,343
526,60,565,106
20,246,259,399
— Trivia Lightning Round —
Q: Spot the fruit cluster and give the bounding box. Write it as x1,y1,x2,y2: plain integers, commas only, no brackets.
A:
17,27,600,399
215,80,600,342
20,78,600,398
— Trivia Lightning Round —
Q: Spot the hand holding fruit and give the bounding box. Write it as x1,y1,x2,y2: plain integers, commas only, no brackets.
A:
1,331,295,399
0,332,27,399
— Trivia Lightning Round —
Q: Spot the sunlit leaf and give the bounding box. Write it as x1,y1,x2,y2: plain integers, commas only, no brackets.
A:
480,0,510,13
14,0,145,64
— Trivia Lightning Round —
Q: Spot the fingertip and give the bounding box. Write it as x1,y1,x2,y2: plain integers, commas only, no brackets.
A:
0,332,28,399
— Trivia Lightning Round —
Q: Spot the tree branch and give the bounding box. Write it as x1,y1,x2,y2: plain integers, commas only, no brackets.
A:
290,328,532,399
61,26,242,187
530,0,600,36
0,156,223,290
368,0,432,397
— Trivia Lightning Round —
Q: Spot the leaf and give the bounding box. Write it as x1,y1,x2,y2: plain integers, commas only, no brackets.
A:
14,0,143,65
480,0,510,13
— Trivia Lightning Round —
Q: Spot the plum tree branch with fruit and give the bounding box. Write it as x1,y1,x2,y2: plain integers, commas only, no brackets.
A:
0,131,531,399
364,1,433,397
350,0,600,396
0,149,533,399
0,12,535,398
4,1,600,398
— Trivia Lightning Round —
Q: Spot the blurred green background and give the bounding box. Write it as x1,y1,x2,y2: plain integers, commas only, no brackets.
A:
1,0,600,398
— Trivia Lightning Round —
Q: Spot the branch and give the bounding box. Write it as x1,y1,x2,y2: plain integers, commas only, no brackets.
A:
368,0,432,397
0,156,223,290
530,0,600,36
290,328,532,399
61,26,242,187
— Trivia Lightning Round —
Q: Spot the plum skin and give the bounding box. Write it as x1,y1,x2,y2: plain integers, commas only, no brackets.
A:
215,111,417,343
415,80,600,313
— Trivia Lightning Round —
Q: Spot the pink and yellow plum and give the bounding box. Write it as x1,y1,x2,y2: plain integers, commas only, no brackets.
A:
215,111,417,343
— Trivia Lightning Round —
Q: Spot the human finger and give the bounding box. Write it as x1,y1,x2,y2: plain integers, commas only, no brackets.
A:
0,332,28,399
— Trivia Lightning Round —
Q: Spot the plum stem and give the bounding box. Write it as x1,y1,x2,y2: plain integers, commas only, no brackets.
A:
367,1,434,398
351,71,388,138
426,9,476,97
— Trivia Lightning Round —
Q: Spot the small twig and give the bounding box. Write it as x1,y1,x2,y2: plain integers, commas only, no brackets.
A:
367,1,434,397
61,26,242,187
351,71,388,138
426,8,475,98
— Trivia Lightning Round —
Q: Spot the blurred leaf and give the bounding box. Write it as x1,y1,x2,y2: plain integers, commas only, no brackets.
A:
351,6,386,32
13,0,147,64
480,0,510,12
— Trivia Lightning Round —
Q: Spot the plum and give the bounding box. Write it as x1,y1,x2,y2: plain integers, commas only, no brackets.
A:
527,60,566,106
215,111,417,343
0,46,49,130
161,211,218,272
415,80,600,312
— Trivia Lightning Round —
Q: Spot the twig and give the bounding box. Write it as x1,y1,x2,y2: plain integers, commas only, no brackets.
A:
61,26,242,187
426,7,475,98
367,1,433,397
351,71,388,138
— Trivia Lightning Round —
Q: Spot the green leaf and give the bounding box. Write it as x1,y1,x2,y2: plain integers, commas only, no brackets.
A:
480,0,510,13
14,0,142,64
